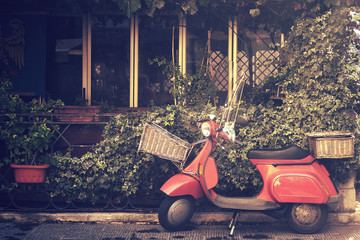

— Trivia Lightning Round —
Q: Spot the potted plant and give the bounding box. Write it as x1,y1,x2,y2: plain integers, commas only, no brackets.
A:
3,119,54,183
0,80,62,183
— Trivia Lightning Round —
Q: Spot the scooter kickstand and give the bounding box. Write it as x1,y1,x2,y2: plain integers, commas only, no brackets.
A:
229,211,239,236
228,211,237,229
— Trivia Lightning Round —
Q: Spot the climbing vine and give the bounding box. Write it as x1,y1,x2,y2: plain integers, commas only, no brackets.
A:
30,8,360,201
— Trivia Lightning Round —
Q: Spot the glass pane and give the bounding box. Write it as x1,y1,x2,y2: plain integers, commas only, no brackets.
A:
47,16,82,105
138,15,177,107
91,16,130,107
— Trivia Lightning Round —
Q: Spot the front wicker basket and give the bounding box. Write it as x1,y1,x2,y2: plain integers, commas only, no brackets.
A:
307,131,355,159
138,123,191,163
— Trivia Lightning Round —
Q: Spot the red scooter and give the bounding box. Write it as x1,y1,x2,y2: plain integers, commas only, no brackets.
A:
138,75,339,235
156,119,339,235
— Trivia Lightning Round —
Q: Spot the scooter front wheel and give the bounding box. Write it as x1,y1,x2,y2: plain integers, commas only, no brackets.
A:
158,196,194,231
286,203,328,234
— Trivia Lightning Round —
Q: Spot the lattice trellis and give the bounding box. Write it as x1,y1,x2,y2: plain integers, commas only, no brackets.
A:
253,50,279,86
149,83,161,93
163,78,172,92
210,51,250,90
211,51,228,91
167,49,279,94
237,51,250,85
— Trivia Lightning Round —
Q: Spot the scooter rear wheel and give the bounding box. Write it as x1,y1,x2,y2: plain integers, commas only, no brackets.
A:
158,196,194,231
286,203,328,234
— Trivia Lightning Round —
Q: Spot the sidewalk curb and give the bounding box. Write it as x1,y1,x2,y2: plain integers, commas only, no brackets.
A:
0,211,359,225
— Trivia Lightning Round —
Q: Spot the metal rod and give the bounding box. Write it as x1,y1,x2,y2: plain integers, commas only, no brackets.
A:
182,16,186,75
130,14,135,107
134,14,139,108
87,12,92,105
82,13,88,103
233,16,237,98
228,18,233,104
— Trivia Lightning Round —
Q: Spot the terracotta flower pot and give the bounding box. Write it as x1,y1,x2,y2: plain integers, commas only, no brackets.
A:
10,164,50,183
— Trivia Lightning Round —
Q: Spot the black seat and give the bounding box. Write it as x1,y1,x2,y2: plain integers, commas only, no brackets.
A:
247,145,310,160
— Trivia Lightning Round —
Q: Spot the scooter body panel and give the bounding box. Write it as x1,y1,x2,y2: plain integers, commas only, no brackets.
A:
184,140,215,173
160,173,204,199
272,174,326,203
202,156,218,190
255,161,337,204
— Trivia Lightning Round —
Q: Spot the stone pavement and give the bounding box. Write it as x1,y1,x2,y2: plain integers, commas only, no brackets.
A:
1,221,360,240
0,201,359,239
0,201,360,225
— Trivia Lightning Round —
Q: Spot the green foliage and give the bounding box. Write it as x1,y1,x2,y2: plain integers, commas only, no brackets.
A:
243,7,360,183
49,105,202,200
47,104,264,201
149,58,217,106
1,119,54,165
0,80,64,166
4,0,360,21
54,0,165,17
32,8,360,200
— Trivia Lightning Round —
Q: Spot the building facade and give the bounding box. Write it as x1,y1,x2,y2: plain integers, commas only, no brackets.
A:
1,7,282,109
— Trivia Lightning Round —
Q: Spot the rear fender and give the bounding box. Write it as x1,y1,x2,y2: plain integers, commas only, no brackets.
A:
160,173,204,199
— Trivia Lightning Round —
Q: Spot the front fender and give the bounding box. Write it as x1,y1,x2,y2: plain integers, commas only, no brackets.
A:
160,173,204,199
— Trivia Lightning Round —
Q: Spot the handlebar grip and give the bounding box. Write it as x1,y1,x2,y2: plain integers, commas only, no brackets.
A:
234,139,241,145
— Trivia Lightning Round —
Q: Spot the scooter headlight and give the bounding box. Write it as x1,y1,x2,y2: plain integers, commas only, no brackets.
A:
201,122,211,137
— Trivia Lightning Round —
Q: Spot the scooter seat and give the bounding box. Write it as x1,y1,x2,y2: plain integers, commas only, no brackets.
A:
247,145,310,160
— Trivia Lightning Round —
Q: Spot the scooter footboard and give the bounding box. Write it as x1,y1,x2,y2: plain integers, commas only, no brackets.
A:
160,173,204,199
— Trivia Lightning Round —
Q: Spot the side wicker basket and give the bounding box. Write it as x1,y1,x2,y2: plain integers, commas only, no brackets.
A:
307,131,355,159
138,123,191,163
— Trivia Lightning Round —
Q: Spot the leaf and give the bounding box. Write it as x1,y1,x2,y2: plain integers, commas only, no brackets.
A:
144,0,165,16
181,0,198,15
250,8,261,18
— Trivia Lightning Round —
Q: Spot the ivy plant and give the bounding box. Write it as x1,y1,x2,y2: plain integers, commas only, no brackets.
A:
48,105,204,202
242,6,360,184
46,7,360,200
149,57,217,106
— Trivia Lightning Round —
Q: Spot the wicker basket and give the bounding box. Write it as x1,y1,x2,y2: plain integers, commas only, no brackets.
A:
138,123,191,162
307,131,355,159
